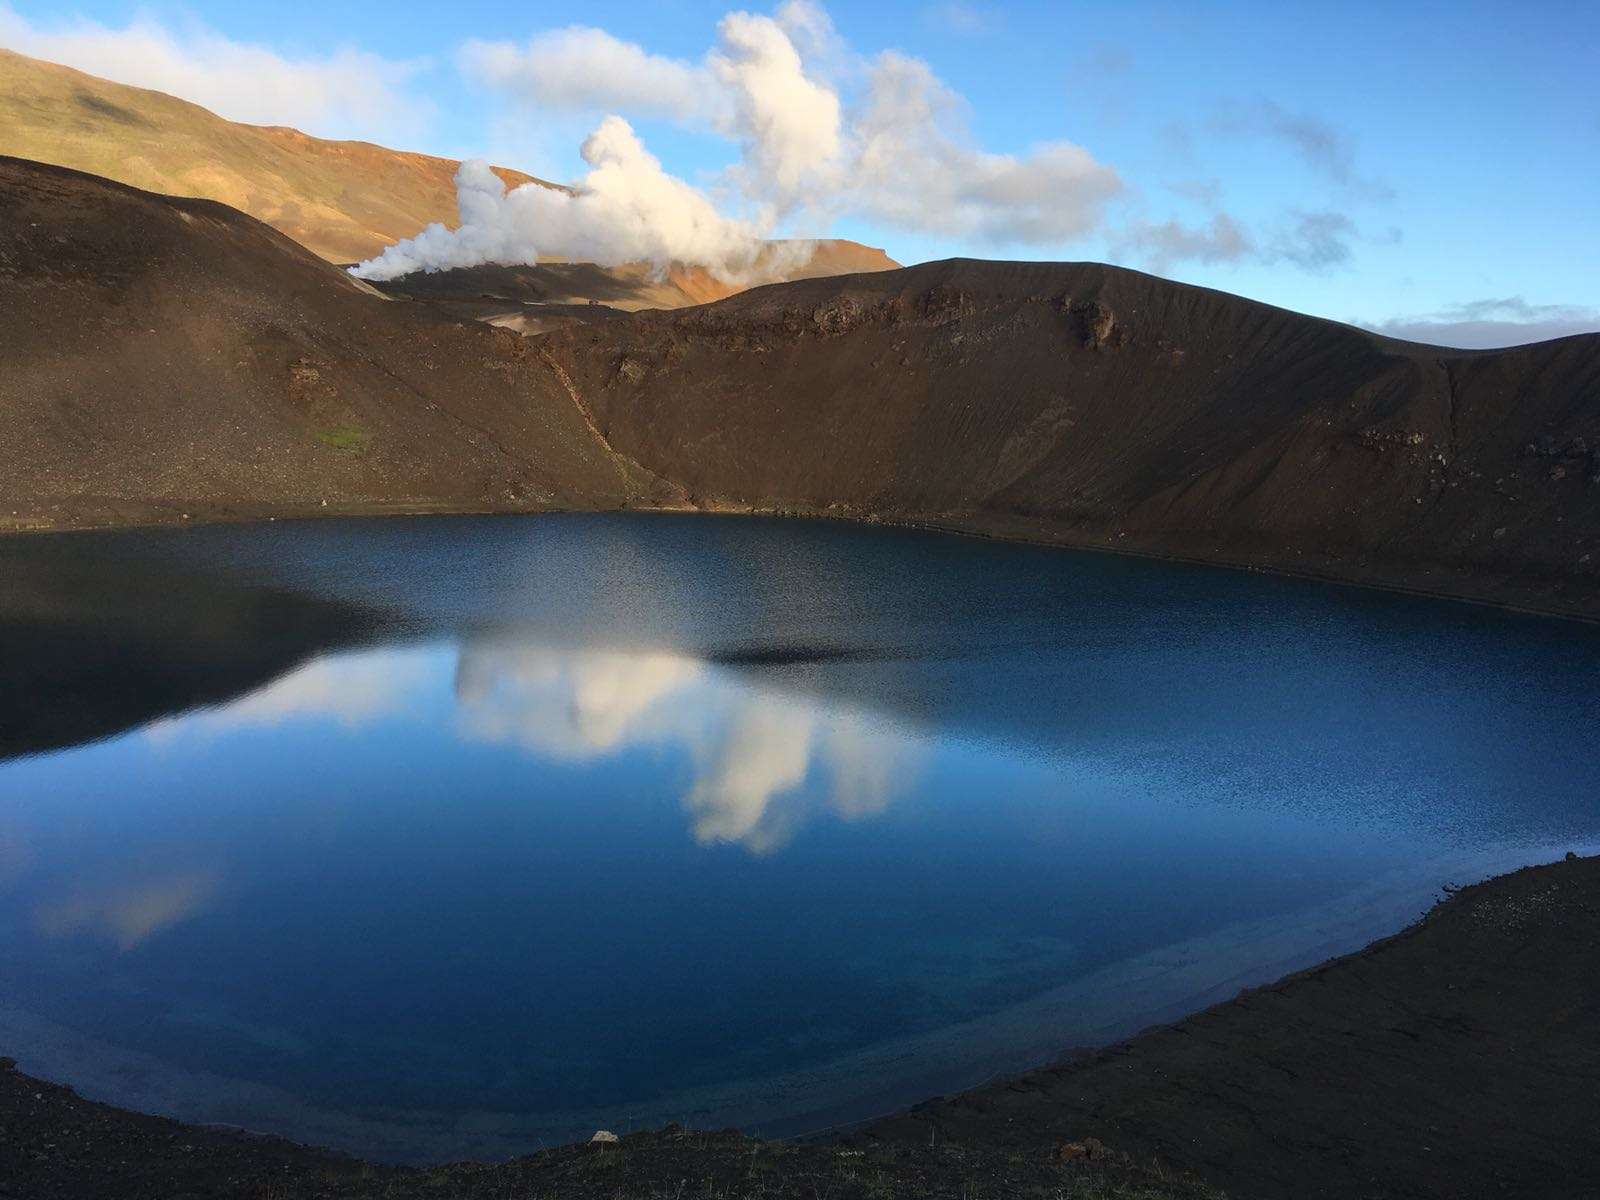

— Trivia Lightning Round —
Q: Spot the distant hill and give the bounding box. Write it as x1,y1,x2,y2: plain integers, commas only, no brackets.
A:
2,156,1596,619
0,48,551,263
0,48,898,293
366,240,907,318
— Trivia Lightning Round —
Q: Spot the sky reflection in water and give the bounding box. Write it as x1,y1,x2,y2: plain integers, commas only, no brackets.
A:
1,513,1597,1161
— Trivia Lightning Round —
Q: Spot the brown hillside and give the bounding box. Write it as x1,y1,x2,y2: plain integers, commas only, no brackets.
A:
0,49,898,293
0,48,550,263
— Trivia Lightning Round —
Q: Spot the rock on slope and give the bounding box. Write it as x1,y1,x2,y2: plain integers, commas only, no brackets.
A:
542,259,1600,616
0,156,674,529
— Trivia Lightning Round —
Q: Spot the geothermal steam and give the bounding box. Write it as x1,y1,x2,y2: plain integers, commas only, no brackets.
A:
351,118,770,281
351,4,1121,282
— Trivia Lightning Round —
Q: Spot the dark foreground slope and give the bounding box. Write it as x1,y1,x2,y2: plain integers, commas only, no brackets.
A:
5,854,1596,1199
0,156,672,530
545,261,1600,617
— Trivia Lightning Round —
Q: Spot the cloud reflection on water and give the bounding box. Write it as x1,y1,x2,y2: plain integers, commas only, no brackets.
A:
33,867,219,951
144,654,431,742
454,647,705,756
140,638,922,855
454,639,922,853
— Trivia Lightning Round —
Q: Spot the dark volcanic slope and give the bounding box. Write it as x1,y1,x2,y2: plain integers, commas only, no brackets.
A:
0,156,671,530
544,260,1600,617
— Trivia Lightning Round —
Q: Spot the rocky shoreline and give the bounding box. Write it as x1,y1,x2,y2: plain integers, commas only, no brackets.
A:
4,852,1596,1200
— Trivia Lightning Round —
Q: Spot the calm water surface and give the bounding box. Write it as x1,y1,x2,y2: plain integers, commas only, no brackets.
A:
1,514,1597,1160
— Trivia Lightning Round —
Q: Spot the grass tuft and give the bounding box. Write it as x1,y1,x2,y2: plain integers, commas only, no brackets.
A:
314,425,371,452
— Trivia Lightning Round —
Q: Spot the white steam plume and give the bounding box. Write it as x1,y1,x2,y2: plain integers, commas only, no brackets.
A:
355,2,1122,281
351,117,769,282
710,10,842,211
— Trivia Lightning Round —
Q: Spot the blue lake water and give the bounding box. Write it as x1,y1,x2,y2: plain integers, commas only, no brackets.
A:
1,513,1597,1161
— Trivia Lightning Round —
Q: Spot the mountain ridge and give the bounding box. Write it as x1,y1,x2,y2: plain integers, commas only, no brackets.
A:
2,155,1596,619
540,257,1599,614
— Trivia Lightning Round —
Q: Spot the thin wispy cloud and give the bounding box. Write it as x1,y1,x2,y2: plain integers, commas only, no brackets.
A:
1118,212,1252,271
1117,207,1358,273
145,653,430,743
1364,298,1600,348
1270,210,1357,270
1076,43,1133,76
1212,98,1395,200
922,2,998,35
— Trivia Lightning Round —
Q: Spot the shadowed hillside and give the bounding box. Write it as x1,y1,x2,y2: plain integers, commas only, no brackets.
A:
2,156,1597,618
544,260,1600,616
0,156,675,529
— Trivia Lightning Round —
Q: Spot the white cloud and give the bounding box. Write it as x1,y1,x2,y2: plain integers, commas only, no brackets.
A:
0,5,430,143
685,700,816,852
774,0,842,57
377,7,1122,278
459,27,717,125
711,10,843,211
683,700,915,853
848,51,1121,244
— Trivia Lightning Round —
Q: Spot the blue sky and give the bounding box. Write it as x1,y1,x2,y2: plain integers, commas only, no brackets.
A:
4,0,1597,343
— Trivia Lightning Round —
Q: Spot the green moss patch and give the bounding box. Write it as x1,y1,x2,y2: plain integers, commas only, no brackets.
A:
313,426,371,452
